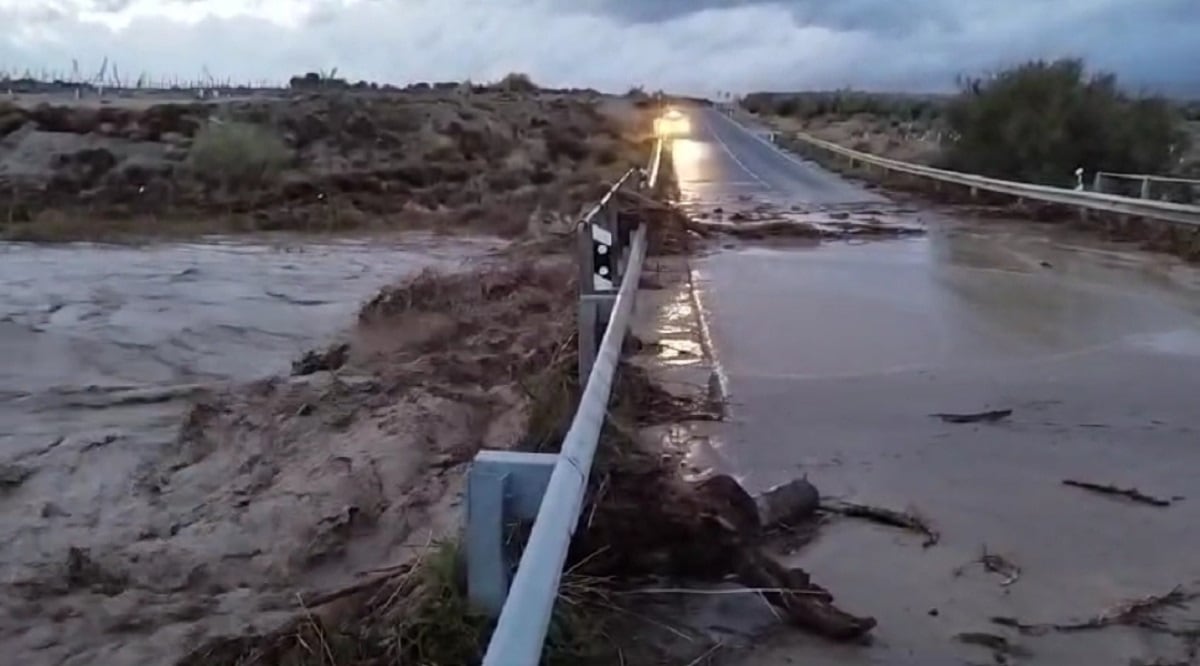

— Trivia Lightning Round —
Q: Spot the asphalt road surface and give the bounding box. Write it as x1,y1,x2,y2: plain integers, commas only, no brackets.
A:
674,106,1200,665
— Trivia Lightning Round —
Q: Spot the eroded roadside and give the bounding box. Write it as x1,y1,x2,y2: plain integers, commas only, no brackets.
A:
0,87,670,665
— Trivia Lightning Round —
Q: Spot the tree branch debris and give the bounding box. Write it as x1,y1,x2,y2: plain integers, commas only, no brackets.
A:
821,500,939,547
992,587,1198,636
1062,479,1172,507
932,408,1013,424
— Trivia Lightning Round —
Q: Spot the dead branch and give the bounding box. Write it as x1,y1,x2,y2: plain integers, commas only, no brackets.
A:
822,500,939,547
1062,479,1172,507
735,548,876,641
992,587,1197,635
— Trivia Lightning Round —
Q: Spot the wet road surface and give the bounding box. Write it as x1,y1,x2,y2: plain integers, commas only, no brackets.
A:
673,106,884,208
672,108,1200,664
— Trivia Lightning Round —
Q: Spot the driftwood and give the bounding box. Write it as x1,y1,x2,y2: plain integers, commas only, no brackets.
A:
1062,479,1172,507
822,500,940,547
736,548,876,640
932,409,1012,424
955,632,1033,659
755,479,820,528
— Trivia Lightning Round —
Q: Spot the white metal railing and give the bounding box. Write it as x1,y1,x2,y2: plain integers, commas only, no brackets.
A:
466,138,663,666
1093,171,1200,203
784,131,1200,226
723,104,1200,227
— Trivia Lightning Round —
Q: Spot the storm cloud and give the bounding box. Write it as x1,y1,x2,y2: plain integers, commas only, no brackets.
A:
1,0,1197,95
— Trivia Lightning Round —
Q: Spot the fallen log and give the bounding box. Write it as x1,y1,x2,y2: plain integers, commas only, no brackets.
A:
756,478,820,528
932,409,1012,424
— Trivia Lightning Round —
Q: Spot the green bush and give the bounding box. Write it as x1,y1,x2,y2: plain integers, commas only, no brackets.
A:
188,120,291,190
944,59,1191,186
496,72,538,93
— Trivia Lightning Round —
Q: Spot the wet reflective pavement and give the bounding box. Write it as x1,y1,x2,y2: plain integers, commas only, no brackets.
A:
672,108,1200,664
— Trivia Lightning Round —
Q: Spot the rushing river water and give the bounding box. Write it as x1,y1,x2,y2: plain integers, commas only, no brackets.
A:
0,235,500,666
0,235,496,453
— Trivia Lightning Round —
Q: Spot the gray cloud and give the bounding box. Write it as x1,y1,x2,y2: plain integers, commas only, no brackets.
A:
579,0,961,34
0,0,1197,95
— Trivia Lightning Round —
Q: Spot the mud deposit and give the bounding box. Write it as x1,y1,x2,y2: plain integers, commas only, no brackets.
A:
0,236,525,666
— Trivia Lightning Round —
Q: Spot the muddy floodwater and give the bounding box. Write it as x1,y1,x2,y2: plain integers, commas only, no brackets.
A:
0,235,495,665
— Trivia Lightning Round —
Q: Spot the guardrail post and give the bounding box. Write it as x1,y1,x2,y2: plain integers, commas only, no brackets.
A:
577,207,621,380
1141,177,1152,200
1093,172,1105,194
467,451,558,615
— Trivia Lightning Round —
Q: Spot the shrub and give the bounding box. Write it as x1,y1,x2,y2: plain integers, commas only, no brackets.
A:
944,59,1191,186
188,120,291,190
497,72,538,93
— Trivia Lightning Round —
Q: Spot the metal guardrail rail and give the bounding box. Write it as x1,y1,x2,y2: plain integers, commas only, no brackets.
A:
465,138,663,666
787,131,1200,226
730,107,1200,226
1093,171,1200,202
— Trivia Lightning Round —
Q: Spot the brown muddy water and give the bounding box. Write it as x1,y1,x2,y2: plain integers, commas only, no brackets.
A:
0,234,498,665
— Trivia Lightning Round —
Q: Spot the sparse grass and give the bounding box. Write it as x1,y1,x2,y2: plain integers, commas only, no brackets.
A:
188,119,291,190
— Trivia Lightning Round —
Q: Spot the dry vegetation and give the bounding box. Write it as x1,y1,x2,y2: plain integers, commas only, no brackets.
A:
0,84,654,240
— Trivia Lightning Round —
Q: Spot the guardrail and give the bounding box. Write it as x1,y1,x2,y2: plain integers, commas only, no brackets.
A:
1093,171,1200,202
465,138,663,666
733,108,1200,226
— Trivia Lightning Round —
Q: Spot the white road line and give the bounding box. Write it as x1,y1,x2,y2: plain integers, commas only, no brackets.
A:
711,107,815,169
700,109,770,189
712,108,887,204
686,265,732,415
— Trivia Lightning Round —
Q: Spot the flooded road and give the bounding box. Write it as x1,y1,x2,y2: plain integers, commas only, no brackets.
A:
0,235,497,665
671,108,1200,664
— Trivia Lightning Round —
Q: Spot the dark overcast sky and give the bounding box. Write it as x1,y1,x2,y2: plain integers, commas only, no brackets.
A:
1,0,1197,95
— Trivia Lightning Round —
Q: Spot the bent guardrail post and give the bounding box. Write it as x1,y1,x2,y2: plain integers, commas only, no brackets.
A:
466,451,558,614
483,223,648,666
